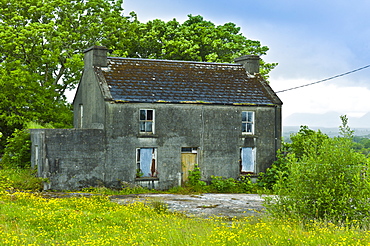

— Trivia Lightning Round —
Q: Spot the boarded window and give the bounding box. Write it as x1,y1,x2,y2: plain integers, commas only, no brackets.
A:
242,111,254,134
241,147,256,173
139,109,154,133
136,148,157,177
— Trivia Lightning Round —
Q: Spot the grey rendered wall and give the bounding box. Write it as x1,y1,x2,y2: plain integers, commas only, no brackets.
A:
103,103,279,190
73,70,106,129
31,129,106,190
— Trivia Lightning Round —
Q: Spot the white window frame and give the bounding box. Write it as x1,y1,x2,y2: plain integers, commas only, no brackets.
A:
139,109,155,134
240,147,256,173
242,111,254,134
136,148,157,177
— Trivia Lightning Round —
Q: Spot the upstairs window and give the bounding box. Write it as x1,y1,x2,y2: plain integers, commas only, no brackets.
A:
242,111,254,134
139,109,154,133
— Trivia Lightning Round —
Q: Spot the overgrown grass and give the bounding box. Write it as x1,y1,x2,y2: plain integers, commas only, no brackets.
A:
81,186,158,195
0,192,370,245
0,168,43,191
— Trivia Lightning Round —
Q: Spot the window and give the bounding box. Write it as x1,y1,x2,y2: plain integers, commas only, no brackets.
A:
139,109,154,133
78,104,83,128
240,147,256,173
242,111,254,134
181,147,198,153
136,148,157,177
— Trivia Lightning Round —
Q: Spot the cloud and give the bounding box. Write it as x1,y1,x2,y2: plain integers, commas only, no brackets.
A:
271,78,370,120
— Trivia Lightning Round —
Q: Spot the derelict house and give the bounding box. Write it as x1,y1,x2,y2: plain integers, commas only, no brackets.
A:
30,46,282,190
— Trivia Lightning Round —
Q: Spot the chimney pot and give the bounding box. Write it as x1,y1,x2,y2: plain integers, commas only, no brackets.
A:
234,55,260,74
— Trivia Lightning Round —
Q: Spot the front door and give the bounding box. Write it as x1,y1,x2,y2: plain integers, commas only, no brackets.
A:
181,147,198,184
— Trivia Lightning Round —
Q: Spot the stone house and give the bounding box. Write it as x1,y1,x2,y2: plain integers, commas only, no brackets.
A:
30,46,282,190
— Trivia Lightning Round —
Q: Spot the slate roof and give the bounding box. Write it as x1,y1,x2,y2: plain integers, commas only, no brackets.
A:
94,57,282,106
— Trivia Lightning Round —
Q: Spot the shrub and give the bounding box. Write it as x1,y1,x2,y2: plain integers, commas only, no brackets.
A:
265,116,370,227
1,122,54,169
209,176,237,193
0,128,31,169
257,148,289,190
258,125,330,190
186,164,207,192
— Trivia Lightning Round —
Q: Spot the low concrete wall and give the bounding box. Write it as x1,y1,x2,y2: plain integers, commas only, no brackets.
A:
31,129,106,190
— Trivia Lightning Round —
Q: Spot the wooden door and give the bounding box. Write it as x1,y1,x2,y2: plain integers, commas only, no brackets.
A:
181,153,197,184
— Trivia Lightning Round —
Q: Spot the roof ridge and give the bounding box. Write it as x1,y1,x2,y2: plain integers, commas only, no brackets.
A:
107,56,240,67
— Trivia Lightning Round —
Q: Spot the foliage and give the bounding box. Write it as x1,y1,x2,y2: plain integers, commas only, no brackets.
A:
352,135,370,157
186,164,207,192
115,14,277,79
257,148,289,190
1,192,370,245
185,165,258,193
81,186,155,195
0,168,42,191
258,126,329,190
209,175,257,193
1,122,53,169
0,0,131,152
265,116,370,226
0,173,13,193
0,128,31,169
288,125,329,159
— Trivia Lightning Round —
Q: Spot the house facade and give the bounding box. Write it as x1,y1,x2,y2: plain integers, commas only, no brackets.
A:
30,46,282,191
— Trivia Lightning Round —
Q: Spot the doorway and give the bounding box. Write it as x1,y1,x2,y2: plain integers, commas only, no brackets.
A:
181,147,198,184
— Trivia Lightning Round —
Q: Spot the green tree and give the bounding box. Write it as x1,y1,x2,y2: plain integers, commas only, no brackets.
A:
113,14,277,79
0,0,132,152
265,116,370,227
258,126,329,189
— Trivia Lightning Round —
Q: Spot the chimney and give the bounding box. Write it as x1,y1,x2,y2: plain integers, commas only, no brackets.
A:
234,55,260,74
83,46,108,68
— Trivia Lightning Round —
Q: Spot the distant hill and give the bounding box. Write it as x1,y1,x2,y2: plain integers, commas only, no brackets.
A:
283,112,370,141
284,112,370,128
283,126,370,140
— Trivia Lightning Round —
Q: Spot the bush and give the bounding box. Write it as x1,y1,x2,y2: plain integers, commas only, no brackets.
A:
209,175,256,193
186,165,258,193
186,164,207,192
257,148,289,190
265,116,370,227
0,128,31,169
258,125,330,190
1,122,53,169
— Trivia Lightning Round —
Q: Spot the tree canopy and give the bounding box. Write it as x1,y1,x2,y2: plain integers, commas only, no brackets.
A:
0,0,131,150
113,14,277,77
0,0,277,154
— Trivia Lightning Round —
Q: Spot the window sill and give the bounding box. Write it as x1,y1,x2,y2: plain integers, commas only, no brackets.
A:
135,177,159,181
137,134,158,138
240,134,257,138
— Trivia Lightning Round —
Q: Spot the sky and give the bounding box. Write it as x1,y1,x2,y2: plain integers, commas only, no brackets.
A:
123,0,370,127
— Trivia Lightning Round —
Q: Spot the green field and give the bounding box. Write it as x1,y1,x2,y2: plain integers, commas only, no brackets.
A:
0,192,369,245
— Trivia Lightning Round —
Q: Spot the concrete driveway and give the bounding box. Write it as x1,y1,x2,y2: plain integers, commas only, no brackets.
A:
110,193,266,218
